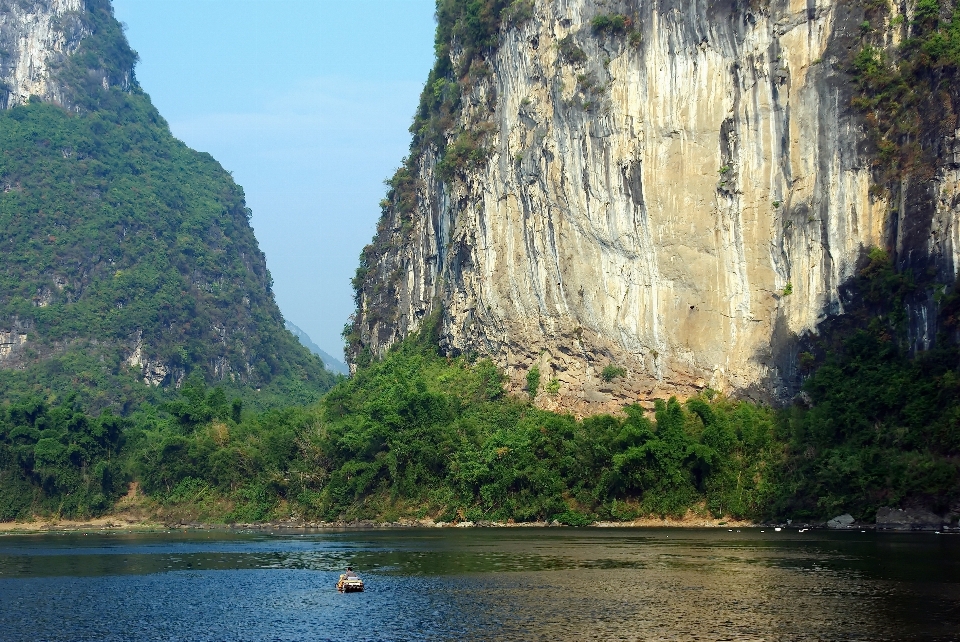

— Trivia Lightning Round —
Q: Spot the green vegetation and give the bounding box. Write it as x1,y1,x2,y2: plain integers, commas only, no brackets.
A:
591,14,629,35
3,248,958,525
502,0,534,27
0,395,127,518
546,378,561,396
526,365,541,399
558,35,587,65
591,13,642,48
436,128,491,181
601,365,627,382
773,248,960,520
0,327,783,523
851,0,960,184
776,330,960,519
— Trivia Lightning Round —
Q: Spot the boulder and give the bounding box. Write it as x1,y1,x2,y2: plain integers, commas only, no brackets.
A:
827,514,855,529
875,507,943,531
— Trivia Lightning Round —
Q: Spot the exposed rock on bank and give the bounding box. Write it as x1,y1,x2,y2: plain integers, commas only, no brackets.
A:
875,507,947,531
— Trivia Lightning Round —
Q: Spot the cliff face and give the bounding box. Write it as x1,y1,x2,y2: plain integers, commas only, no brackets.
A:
0,0,87,108
351,0,960,414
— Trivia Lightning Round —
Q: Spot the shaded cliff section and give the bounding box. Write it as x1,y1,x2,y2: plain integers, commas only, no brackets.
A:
775,0,960,395
0,0,335,411
348,0,960,412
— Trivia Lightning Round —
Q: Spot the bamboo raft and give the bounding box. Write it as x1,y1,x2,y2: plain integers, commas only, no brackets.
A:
337,575,364,592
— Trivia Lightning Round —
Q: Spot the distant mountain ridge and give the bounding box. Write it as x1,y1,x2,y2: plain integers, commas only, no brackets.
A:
285,321,348,376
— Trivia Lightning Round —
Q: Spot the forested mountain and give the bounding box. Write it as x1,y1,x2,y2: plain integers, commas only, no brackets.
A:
0,0,335,412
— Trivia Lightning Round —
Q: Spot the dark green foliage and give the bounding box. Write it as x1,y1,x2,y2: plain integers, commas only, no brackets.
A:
589,13,642,49
310,336,782,522
0,373,322,521
772,251,960,521
502,0,534,26
0,395,127,519
775,335,960,520
601,365,627,382
851,0,960,184
558,35,587,65
0,11,334,411
526,365,540,399
591,14,630,34
555,510,591,526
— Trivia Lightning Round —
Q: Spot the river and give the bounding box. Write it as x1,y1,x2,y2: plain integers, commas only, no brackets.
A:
0,527,957,641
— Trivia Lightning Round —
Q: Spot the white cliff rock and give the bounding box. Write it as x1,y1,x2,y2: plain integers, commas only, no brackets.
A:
0,330,27,362
354,0,959,414
0,0,87,109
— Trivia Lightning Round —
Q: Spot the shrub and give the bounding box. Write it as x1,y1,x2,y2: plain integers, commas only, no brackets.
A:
503,0,534,27
558,35,587,65
555,510,592,526
591,14,629,34
547,378,561,396
601,365,627,382
526,366,541,398
437,130,489,181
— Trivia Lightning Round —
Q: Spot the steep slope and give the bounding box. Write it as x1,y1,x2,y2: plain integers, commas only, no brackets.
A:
0,0,335,409
348,0,960,414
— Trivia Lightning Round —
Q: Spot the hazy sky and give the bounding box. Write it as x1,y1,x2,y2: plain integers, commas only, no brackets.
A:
110,0,437,359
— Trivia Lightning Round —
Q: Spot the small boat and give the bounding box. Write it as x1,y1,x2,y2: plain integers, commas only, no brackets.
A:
337,574,364,593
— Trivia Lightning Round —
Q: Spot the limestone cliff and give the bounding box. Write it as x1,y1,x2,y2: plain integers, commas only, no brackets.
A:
1,0,87,108
350,0,960,414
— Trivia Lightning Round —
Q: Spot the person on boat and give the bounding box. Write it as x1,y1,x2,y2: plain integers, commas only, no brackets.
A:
344,567,359,579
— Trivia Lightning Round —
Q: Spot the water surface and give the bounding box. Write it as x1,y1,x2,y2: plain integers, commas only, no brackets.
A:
0,528,957,641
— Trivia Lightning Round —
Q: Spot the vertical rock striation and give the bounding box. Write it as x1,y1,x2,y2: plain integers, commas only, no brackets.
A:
352,0,959,414
0,0,87,108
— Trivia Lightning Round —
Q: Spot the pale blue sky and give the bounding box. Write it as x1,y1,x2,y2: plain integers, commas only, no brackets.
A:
111,0,437,359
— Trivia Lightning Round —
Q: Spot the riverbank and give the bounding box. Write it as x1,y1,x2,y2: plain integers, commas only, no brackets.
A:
0,512,762,533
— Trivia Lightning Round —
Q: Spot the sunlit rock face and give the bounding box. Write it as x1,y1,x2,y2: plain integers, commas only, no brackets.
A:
0,0,87,109
353,0,959,414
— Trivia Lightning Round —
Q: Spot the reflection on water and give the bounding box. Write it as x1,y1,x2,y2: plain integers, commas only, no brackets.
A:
0,528,957,641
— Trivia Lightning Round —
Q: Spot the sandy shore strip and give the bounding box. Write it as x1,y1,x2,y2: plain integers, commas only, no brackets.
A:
0,514,765,533
0,516,167,533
